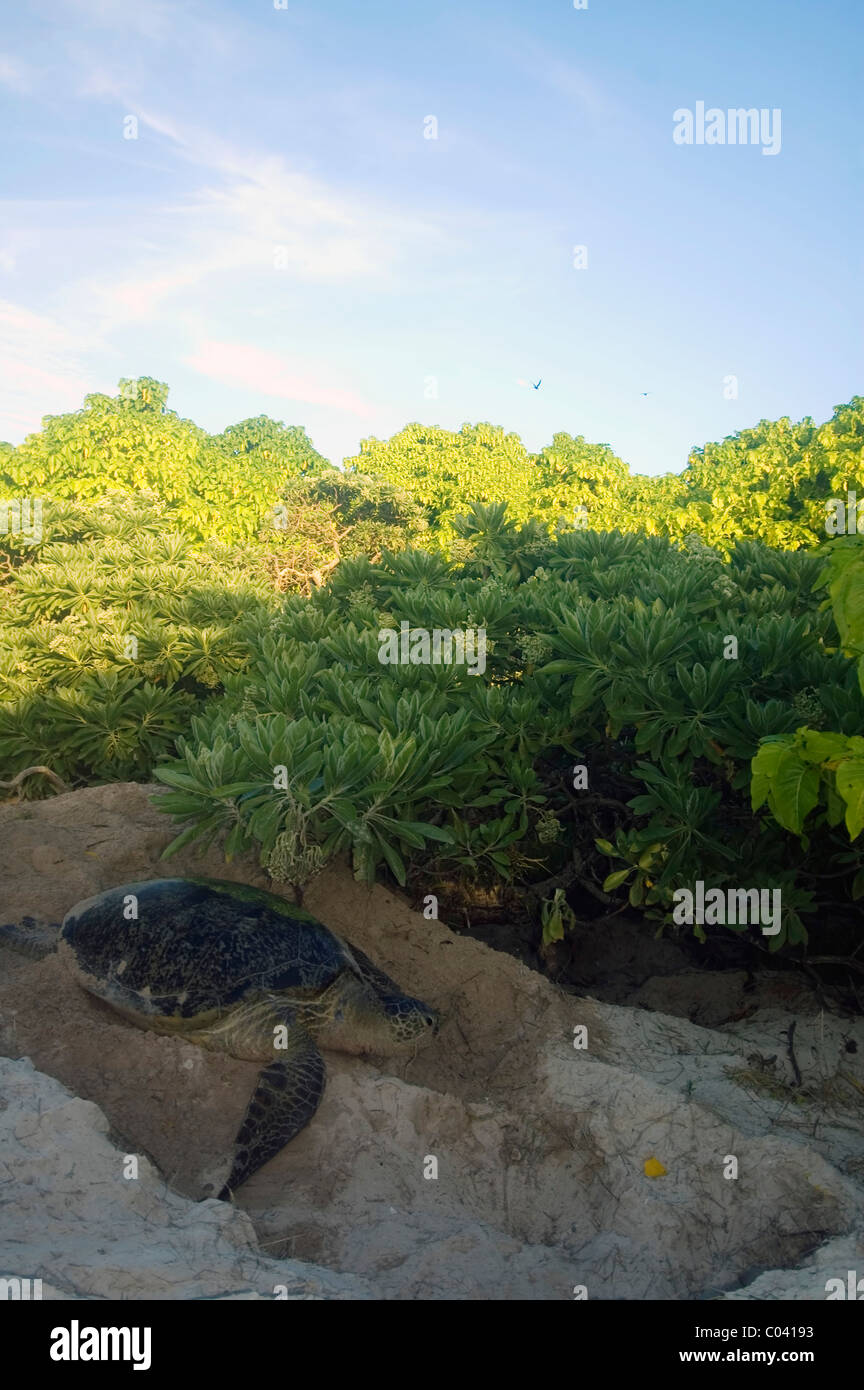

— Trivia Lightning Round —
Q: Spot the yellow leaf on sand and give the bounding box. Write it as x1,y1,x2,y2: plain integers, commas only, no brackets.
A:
644,1157,667,1178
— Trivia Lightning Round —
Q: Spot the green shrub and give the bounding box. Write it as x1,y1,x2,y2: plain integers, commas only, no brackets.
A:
152,519,862,947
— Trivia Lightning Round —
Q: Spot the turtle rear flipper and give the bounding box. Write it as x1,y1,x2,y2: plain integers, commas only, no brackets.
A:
217,1026,326,1201
0,918,61,960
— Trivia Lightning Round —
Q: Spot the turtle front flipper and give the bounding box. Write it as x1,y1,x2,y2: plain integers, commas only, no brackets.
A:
217,1026,326,1201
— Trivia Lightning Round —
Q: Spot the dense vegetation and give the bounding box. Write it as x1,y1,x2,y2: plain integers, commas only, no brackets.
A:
3,379,864,959
344,398,864,552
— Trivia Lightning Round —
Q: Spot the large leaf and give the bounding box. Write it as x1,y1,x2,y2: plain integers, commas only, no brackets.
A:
835,758,864,840
768,749,820,833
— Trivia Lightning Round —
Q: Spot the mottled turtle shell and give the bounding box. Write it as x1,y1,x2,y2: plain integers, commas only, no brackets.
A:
60,877,358,1021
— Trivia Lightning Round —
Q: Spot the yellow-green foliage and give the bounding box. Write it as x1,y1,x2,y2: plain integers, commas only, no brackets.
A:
344,399,864,553
345,422,537,536
7,378,328,544
0,495,278,784
7,379,864,553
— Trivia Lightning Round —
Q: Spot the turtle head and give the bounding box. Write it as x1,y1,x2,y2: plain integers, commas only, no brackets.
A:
316,978,439,1055
380,993,440,1046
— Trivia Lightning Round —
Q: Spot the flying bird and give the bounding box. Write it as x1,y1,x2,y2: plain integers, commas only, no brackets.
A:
532,379,542,390
639,391,652,396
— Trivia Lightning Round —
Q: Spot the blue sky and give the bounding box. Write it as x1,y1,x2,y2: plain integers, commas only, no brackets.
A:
0,0,861,474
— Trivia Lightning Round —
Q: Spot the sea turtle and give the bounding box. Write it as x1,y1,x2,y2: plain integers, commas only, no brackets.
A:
0,877,440,1199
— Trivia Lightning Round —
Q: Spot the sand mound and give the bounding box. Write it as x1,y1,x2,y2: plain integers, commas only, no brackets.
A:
2,783,864,1299
0,1056,371,1300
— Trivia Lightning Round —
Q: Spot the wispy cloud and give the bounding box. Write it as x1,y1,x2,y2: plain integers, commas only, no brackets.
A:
55,0,180,43
486,32,618,123
183,340,374,418
53,101,449,337
0,301,96,440
0,77,449,438
0,54,33,93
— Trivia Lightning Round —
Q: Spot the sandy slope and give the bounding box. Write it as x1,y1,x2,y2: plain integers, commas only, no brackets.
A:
1,783,863,1299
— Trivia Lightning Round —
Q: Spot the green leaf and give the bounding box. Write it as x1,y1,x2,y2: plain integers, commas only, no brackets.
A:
825,781,846,828
797,730,849,763
537,659,581,676
769,749,820,833
542,911,565,945
750,738,788,812
835,758,864,840
375,833,407,885
603,868,631,891
407,822,455,842
223,821,249,860
158,821,211,858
